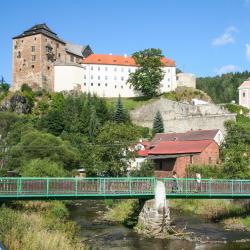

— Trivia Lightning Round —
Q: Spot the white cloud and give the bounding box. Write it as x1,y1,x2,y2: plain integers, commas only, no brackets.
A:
212,26,238,46
215,65,240,75
246,44,250,61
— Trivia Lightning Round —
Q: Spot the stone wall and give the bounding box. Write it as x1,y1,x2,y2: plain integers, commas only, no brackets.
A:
130,98,236,134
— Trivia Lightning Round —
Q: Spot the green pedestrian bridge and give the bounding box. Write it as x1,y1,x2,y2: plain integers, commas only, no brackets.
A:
0,177,249,200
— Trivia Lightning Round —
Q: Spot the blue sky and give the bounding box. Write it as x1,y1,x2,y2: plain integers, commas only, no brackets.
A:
1,0,250,83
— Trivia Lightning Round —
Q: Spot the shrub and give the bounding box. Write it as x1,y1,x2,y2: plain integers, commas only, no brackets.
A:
21,159,67,177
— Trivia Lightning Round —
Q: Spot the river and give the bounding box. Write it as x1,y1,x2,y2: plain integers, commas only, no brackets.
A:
69,201,250,250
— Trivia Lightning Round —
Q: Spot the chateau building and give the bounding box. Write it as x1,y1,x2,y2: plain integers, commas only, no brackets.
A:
54,54,176,97
239,78,250,109
12,23,93,91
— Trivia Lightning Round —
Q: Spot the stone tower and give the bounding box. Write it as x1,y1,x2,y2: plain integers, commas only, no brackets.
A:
12,24,69,91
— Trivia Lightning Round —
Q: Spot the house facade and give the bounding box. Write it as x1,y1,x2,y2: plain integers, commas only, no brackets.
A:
148,140,219,178
239,78,250,109
81,54,176,97
135,130,221,177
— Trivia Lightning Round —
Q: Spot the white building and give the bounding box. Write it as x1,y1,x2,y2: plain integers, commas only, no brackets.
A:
239,78,250,109
176,73,196,89
54,54,176,97
54,63,84,92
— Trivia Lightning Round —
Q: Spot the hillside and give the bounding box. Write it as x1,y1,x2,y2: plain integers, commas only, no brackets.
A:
197,71,250,104
106,86,212,111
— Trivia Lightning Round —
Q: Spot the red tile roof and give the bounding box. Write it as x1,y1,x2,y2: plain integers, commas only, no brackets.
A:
148,140,214,155
150,129,219,147
239,78,250,88
137,149,149,157
82,54,175,67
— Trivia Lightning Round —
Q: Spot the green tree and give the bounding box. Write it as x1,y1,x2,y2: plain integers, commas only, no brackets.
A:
197,71,250,103
221,120,250,178
130,160,155,177
152,111,164,134
127,48,165,97
94,122,142,176
88,105,100,140
7,130,80,171
114,95,126,123
21,159,67,177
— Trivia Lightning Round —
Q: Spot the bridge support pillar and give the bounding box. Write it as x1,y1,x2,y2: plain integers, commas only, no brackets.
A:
137,199,170,237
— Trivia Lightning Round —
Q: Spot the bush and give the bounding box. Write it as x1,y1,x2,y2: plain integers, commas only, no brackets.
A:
21,159,67,177
130,160,155,177
187,164,223,178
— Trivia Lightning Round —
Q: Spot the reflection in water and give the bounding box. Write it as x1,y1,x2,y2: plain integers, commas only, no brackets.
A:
68,201,250,250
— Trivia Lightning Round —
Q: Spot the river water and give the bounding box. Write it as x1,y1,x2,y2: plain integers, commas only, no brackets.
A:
69,201,250,250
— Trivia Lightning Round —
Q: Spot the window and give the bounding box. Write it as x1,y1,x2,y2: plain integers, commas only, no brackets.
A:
128,68,131,73
34,37,36,41
114,67,117,72
168,78,170,82
105,76,108,80
168,69,170,73
168,85,170,88
243,92,246,97
98,76,100,80
105,83,107,87
56,43,59,48
32,55,36,61
17,51,21,58
14,45,17,50
121,77,124,81
91,83,93,86
91,75,93,80
31,65,34,69
98,83,100,86
115,85,117,88
84,83,86,86
70,55,74,62
114,76,117,80
19,68,21,71
47,66,50,70
91,66,93,70
105,67,108,71
121,68,124,72
58,53,61,58
84,75,86,79
31,46,35,52
121,86,123,89
98,66,100,71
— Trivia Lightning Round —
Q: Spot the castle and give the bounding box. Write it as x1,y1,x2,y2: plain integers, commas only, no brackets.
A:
12,23,93,91
12,23,195,97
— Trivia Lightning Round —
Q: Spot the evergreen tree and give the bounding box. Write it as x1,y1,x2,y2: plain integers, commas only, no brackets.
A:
152,111,164,134
114,95,125,123
88,105,100,140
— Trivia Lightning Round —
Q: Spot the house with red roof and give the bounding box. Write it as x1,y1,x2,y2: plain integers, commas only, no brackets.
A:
135,130,220,178
239,78,250,109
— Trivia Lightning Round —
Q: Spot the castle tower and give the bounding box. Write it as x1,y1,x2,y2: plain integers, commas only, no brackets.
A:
12,23,67,91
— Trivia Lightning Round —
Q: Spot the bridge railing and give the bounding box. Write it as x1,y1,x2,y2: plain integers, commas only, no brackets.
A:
162,178,250,197
0,177,156,197
0,177,249,198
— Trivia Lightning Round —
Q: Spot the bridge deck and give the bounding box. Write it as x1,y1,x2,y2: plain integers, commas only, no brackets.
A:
0,177,249,200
